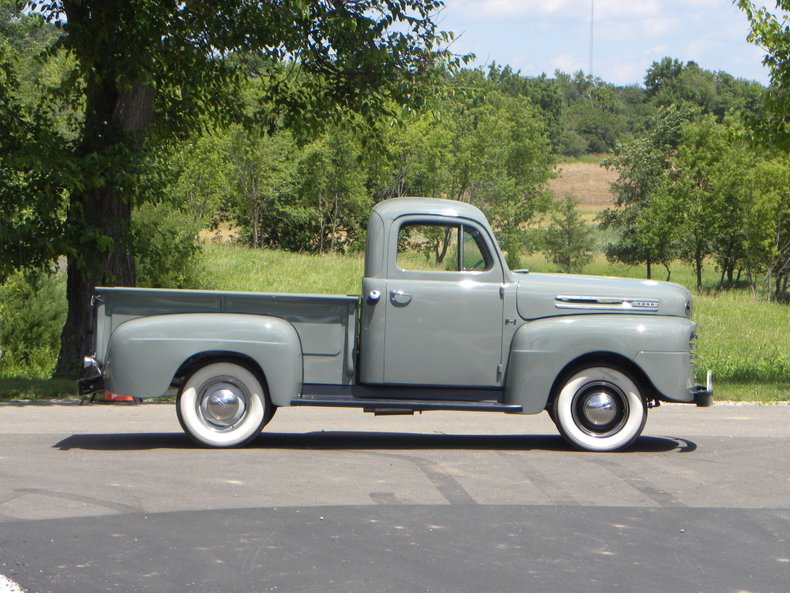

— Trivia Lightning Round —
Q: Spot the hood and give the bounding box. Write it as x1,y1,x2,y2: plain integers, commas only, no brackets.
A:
515,272,693,320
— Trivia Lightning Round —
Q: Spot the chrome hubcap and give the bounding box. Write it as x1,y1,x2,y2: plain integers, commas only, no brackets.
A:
582,392,618,426
571,381,628,438
207,389,240,421
197,377,248,430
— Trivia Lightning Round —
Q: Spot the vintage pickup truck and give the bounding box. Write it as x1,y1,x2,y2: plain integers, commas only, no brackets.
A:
80,198,712,451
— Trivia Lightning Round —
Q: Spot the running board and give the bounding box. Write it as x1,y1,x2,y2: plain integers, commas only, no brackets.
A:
291,395,522,414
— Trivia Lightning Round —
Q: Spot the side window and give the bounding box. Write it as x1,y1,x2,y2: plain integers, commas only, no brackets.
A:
397,222,493,272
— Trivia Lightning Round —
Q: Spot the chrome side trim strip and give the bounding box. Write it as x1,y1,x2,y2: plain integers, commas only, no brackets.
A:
555,295,660,311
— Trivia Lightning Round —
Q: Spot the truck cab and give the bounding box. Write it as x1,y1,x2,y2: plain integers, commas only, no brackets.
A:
359,198,508,388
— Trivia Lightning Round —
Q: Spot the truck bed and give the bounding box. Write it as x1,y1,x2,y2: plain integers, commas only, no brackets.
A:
93,287,359,385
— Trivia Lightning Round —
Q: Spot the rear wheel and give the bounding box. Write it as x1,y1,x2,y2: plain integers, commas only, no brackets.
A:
176,362,269,448
553,365,647,452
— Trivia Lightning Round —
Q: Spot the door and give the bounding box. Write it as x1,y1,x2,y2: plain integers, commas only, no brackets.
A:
383,219,505,387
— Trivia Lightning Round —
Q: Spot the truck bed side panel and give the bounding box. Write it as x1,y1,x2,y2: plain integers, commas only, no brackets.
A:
95,288,358,386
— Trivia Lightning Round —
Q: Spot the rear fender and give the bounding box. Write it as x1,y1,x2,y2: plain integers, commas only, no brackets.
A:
104,313,302,406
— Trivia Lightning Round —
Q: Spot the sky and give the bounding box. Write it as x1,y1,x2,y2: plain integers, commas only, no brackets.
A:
435,0,780,86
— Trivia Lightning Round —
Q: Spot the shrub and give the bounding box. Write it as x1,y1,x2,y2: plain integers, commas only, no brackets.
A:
0,269,66,378
544,195,595,273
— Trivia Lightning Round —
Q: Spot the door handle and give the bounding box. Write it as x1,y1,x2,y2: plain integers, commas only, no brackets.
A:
389,289,413,306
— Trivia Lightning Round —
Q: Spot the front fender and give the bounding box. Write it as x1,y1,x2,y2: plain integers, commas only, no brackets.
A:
105,313,303,406
504,315,696,413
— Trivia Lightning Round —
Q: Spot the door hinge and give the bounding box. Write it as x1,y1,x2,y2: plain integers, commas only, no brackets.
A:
496,363,504,382
499,284,505,299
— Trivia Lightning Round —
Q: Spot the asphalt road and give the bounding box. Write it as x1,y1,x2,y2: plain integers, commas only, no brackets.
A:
0,401,788,593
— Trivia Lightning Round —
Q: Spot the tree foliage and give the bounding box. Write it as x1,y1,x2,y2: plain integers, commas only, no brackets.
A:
3,0,456,375
738,0,790,148
601,104,788,299
0,270,66,378
0,6,72,280
745,156,790,299
598,106,689,279
544,195,594,273
374,72,555,266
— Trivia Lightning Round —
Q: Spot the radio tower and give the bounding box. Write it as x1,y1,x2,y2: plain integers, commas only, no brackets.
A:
589,0,594,77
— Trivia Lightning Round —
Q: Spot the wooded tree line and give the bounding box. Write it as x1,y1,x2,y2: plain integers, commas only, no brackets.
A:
1,0,788,377
125,56,785,278
601,105,790,297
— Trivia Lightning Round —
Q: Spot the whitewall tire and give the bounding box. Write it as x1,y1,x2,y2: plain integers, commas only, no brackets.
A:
176,362,269,448
554,365,647,452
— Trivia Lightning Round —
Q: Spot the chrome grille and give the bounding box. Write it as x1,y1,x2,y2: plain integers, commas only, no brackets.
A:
689,331,699,380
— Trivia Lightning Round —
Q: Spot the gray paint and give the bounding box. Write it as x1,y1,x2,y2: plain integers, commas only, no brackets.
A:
106,313,302,406
505,315,697,413
95,288,357,398
382,277,504,386
374,211,506,387
88,197,704,413
516,272,692,320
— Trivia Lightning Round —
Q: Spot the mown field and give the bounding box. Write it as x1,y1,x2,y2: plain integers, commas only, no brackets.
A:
0,162,787,402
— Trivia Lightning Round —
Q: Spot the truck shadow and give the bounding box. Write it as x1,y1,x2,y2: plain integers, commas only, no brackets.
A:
54,432,696,454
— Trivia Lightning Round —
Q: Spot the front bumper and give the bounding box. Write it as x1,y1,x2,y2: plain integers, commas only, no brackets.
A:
690,370,714,407
691,385,714,407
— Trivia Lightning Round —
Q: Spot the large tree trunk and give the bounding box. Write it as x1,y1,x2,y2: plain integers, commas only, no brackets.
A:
54,191,135,377
53,80,155,377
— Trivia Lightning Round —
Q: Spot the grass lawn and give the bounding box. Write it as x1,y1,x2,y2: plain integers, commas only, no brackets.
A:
0,377,79,401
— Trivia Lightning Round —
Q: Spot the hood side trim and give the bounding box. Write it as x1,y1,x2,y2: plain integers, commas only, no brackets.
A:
555,295,661,312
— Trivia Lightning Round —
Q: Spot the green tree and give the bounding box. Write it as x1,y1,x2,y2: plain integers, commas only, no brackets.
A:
487,65,565,152
544,195,594,273
746,157,790,299
738,0,790,148
599,106,689,278
0,22,72,279
665,116,740,291
708,123,757,287
294,129,371,253
4,0,452,375
473,92,553,266
132,202,202,289
0,270,66,378
397,80,554,266
553,71,632,155
228,128,298,250
166,131,234,225
645,57,685,97
645,56,764,122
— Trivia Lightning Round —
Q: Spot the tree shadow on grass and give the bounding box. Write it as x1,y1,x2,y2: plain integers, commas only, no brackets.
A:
54,431,696,454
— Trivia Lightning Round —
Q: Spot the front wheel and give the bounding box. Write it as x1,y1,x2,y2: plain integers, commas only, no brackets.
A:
177,362,270,448
553,365,647,452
